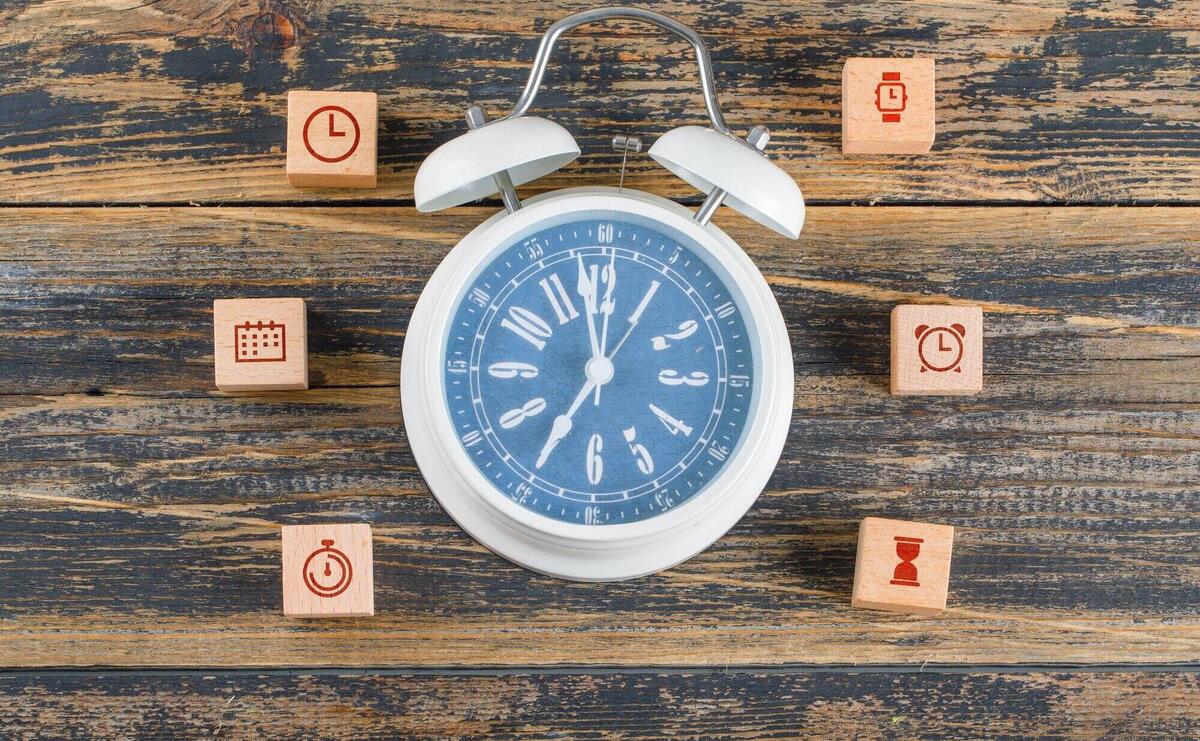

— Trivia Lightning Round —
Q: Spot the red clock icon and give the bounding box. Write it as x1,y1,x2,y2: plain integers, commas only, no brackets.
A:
302,105,361,163
875,72,907,123
302,538,354,598
914,323,966,373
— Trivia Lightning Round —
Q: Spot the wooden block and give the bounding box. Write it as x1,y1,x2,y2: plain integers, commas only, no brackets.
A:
213,298,308,391
852,517,954,615
890,304,983,395
286,90,378,187
281,523,374,617
842,58,935,154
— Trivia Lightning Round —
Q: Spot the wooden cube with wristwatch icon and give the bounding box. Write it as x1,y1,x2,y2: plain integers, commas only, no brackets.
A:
842,57,935,154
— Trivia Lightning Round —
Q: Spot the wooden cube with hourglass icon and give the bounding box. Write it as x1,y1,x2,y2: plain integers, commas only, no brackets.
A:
852,517,954,615
281,523,374,617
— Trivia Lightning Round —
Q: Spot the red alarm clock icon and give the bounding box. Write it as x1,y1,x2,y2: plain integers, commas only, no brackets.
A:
914,323,966,373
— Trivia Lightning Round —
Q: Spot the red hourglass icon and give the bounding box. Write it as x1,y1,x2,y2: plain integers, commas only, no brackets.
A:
890,535,924,587
302,538,354,598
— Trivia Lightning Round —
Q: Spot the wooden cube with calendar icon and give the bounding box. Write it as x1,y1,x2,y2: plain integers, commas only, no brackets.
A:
890,304,983,395
842,58,935,154
852,517,954,615
281,523,374,617
286,90,378,187
213,298,308,391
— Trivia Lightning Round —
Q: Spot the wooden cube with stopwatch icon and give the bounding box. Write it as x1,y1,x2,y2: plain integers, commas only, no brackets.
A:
891,305,983,395
281,524,374,617
286,90,378,188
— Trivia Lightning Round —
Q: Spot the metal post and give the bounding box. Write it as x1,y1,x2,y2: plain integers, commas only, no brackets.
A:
466,105,522,213
694,125,771,226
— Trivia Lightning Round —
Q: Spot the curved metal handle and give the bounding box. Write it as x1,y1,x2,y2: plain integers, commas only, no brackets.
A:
494,7,731,135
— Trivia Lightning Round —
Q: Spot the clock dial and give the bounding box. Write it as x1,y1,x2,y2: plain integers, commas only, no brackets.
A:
443,218,754,526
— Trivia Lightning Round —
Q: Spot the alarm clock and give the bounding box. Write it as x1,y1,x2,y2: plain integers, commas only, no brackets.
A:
915,323,966,373
401,7,804,581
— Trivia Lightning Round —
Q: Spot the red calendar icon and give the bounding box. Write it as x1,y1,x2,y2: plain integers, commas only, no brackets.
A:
234,320,287,363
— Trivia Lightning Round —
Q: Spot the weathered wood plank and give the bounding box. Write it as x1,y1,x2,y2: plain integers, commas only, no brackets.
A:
2,670,1199,739
1,1,1198,204
2,206,1199,668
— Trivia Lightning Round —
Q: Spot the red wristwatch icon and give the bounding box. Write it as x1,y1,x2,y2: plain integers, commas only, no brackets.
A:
875,72,907,123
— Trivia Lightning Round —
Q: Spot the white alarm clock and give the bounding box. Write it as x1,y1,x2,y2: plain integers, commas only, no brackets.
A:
402,7,804,581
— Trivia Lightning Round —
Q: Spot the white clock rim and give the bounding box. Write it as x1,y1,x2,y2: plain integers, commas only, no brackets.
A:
401,187,793,580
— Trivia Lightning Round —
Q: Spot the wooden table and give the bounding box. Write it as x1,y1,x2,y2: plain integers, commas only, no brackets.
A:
3,1,1199,737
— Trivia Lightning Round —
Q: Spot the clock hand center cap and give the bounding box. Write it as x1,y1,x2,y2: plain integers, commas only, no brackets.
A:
584,356,615,386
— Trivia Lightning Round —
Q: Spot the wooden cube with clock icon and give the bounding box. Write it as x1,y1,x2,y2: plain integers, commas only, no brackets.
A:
842,58,935,154
286,90,378,188
281,523,374,617
890,304,983,395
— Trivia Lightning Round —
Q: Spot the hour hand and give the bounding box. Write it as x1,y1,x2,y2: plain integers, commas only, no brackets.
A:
535,415,573,469
535,378,597,469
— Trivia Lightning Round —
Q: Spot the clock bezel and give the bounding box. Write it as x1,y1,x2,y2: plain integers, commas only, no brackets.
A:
401,187,793,580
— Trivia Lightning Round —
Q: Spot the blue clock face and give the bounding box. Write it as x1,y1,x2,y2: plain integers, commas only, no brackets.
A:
443,216,754,526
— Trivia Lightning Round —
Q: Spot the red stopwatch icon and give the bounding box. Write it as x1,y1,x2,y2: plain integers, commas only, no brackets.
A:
302,538,354,598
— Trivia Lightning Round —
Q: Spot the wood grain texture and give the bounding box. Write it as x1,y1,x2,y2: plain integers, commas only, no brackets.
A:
3,205,1199,668
2,670,1199,739
1,0,1199,204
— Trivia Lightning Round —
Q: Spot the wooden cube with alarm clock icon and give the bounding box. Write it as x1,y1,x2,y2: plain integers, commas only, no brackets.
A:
891,304,983,395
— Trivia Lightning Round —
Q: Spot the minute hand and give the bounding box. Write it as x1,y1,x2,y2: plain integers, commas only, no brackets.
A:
605,280,660,362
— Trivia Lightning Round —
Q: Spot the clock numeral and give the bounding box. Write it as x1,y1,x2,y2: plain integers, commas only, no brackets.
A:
622,426,654,476
583,505,602,525
586,433,604,485
501,305,553,350
487,361,539,379
708,443,730,462
539,273,579,325
729,374,751,389
469,287,490,308
446,359,468,375
498,397,546,429
651,320,698,351
649,404,693,437
658,369,710,387
668,246,682,264
515,482,533,505
714,301,737,319
524,239,544,260
597,223,614,244
461,430,483,447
